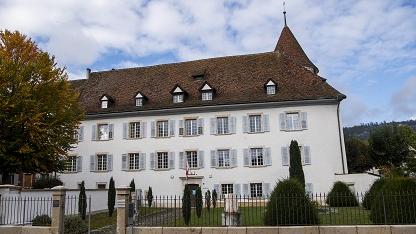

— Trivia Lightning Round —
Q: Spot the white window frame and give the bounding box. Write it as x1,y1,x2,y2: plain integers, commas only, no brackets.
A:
250,183,263,198
128,153,140,170
173,94,184,103
249,115,262,133
157,152,169,169
250,148,264,166
101,100,108,109
186,151,198,169
221,184,234,195
97,154,108,171
98,124,110,141
217,117,229,135
129,122,141,139
135,98,143,107
202,91,213,101
217,149,231,168
156,120,169,138
97,183,107,189
184,119,198,136
66,156,77,172
286,112,301,131
266,85,276,95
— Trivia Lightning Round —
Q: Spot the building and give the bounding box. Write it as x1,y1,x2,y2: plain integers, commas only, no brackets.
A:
61,22,363,197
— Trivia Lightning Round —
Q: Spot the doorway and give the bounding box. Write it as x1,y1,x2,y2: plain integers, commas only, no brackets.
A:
187,184,200,207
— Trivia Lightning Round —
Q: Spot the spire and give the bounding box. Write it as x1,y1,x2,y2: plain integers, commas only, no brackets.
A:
283,1,287,26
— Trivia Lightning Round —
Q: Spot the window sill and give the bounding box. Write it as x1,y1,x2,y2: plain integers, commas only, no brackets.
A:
281,129,306,132
248,165,268,168
215,166,234,169
125,137,144,140
153,136,172,139
94,139,113,142
91,170,111,173
245,131,267,134
180,134,200,137
154,168,171,171
124,169,145,172
63,171,79,174
214,133,234,136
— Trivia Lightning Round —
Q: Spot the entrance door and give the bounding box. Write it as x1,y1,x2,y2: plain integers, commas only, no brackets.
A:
187,184,200,207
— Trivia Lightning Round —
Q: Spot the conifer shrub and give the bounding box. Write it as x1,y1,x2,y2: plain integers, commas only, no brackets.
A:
362,178,386,210
147,186,153,208
182,184,191,225
205,190,211,211
264,179,318,226
289,140,305,188
108,177,115,217
370,177,416,224
64,216,88,234
32,215,51,226
78,181,87,220
212,189,218,208
326,181,358,207
195,187,203,218
129,179,136,193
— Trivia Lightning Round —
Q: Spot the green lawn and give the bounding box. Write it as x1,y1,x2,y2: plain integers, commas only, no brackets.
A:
89,211,117,230
318,207,371,225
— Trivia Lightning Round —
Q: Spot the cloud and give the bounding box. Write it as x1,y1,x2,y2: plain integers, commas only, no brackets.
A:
390,76,416,119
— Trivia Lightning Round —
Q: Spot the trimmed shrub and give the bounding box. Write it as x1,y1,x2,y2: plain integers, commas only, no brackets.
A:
195,187,203,218
205,190,211,211
362,178,386,210
78,181,87,220
108,177,115,217
147,186,153,208
32,176,63,189
32,215,51,226
264,179,318,226
370,177,416,224
289,140,305,188
326,181,358,207
129,179,136,193
212,189,218,208
182,184,191,225
64,216,88,234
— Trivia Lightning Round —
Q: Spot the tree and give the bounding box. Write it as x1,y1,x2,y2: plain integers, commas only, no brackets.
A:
146,186,153,208
212,189,218,208
289,140,305,188
205,190,211,211
108,177,115,217
326,181,358,207
129,179,136,193
182,184,191,225
195,187,203,218
0,30,83,181
345,137,372,173
78,181,87,220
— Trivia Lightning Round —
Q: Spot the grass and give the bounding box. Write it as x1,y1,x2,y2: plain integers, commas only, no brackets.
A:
318,206,371,225
89,211,117,230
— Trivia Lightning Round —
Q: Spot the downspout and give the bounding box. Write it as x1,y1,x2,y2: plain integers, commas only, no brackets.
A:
337,95,347,174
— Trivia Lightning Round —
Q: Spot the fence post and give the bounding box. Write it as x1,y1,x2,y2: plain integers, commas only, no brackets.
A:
51,186,66,234
116,186,130,234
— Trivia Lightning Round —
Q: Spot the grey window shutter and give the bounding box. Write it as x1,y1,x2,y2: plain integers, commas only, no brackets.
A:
169,120,175,136
213,184,220,195
151,121,156,138
231,149,237,167
122,154,128,171
306,183,313,195
77,156,82,172
109,124,114,139
242,116,249,133
281,147,289,166
179,120,184,136
107,154,113,171
169,152,175,169
234,184,241,197
91,125,97,141
210,150,217,168
263,183,271,197
198,118,204,135
262,114,270,132
78,126,84,141
301,112,308,129
141,122,147,138
243,149,250,167
198,151,204,168
264,147,271,166
229,117,236,134
140,153,146,169
150,153,155,170
304,146,311,165
179,152,185,169
279,113,286,130
210,118,217,135
242,184,249,197
90,155,96,171
123,123,128,139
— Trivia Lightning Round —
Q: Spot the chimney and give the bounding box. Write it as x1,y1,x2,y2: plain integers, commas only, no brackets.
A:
86,68,91,79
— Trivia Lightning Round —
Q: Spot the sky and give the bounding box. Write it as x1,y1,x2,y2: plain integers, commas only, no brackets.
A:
0,0,415,126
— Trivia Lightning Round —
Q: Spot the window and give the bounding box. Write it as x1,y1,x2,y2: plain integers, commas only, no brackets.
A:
202,92,213,101
186,151,198,168
185,119,198,136
173,94,184,103
250,148,263,166
97,183,106,189
66,156,77,172
217,117,229,134
286,113,301,130
101,96,109,109
128,153,140,170
266,85,276,95
249,115,262,133
157,152,169,169
221,184,234,195
218,150,230,168
97,154,108,171
135,98,143,107
73,130,79,141
129,122,141,139
157,121,169,138
250,183,263,198
98,124,110,140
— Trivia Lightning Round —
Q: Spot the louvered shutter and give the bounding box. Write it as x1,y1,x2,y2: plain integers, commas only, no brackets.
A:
109,124,114,139
150,153,155,169
279,113,286,130
243,149,250,167
229,117,236,134
264,147,271,166
242,184,249,197
169,152,175,169
231,149,237,167
210,150,217,168
90,155,96,171
179,152,185,169
122,154,128,170
198,118,204,135
263,183,271,197
107,154,113,171
301,112,308,129
234,184,241,197
198,151,204,168
78,126,84,141
242,116,249,133
141,122,147,138
210,118,217,135
213,184,220,195
77,156,82,172
304,146,311,165
151,121,156,137
169,120,175,136
140,153,146,169
281,147,289,166
91,125,97,140
123,123,128,139
179,120,184,136
262,114,270,132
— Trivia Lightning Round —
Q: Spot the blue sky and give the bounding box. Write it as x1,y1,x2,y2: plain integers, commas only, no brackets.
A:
0,0,415,126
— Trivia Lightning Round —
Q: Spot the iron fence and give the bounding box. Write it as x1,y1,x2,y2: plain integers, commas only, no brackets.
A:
0,196,52,225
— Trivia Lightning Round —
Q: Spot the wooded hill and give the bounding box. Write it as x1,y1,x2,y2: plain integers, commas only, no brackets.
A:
344,120,416,140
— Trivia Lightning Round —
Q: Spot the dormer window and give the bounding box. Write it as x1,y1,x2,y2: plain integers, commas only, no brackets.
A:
265,80,277,95
202,92,212,101
199,82,215,101
171,85,186,104
173,94,184,103
134,92,146,107
101,95,109,109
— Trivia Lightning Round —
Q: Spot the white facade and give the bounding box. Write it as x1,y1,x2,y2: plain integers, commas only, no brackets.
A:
60,102,348,196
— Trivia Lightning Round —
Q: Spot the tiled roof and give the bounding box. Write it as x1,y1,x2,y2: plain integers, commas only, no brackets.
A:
70,26,344,115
